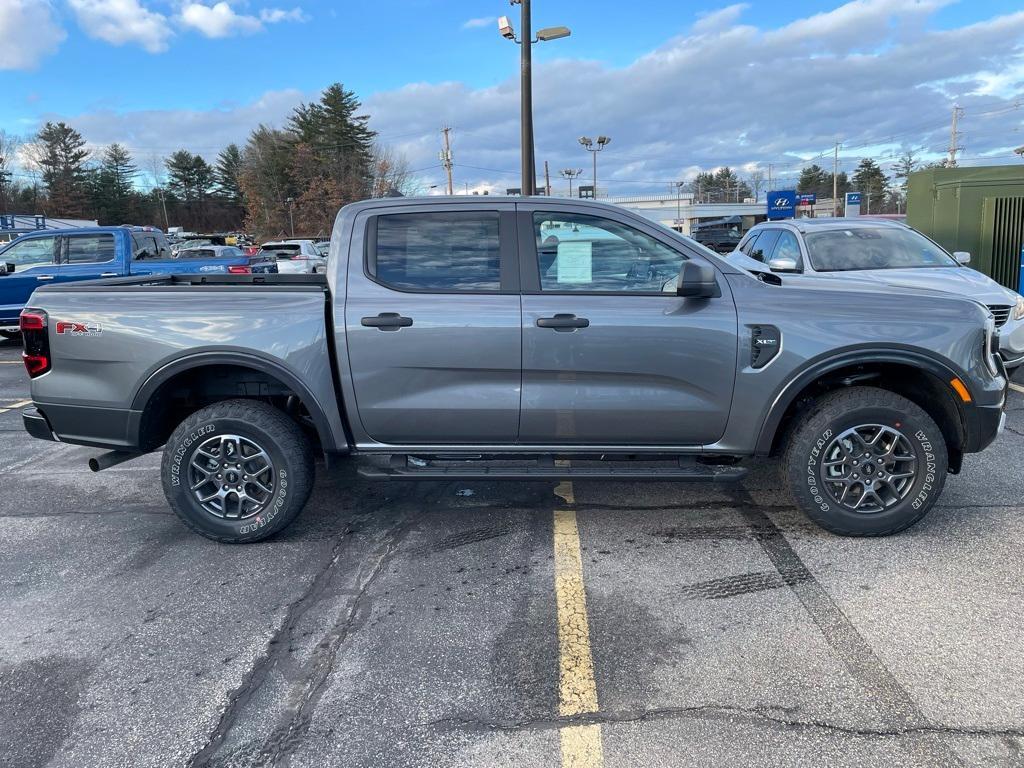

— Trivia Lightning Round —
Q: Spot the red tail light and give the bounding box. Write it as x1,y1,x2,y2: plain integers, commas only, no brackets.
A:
227,265,251,274
20,309,50,378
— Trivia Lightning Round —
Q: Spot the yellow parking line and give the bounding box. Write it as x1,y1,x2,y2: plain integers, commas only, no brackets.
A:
0,361,21,364
0,399,31,413
1009,383,1024,395
553,478,604,768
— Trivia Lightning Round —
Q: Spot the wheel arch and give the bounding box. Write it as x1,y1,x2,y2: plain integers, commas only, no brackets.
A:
758,349,969,471
130,351,344,452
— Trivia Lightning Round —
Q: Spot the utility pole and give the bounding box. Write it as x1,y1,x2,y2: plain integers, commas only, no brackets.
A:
675,181,686,225
832,142,840,217
767,163,773,193
544,160,551,196
440,126,454,195
157,187,169,230
285,197,295,237
560,168,582,197
948,104,964,167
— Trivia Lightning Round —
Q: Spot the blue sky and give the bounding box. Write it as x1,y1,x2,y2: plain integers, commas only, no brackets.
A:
2,1,1023,192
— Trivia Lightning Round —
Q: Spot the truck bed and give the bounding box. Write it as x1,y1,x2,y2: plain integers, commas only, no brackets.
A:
35,273,328,292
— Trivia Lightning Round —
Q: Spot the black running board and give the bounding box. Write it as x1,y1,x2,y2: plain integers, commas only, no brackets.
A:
356,455,747,482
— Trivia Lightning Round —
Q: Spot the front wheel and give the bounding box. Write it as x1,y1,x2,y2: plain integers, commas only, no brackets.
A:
782,386,947,536
161,399,315,543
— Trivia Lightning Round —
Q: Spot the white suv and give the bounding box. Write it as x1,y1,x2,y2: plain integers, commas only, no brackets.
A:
259,240,326,274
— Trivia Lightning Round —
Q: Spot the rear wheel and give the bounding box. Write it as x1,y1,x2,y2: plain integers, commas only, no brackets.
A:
0,330,19,341
782,386,947,536
161,399,315,543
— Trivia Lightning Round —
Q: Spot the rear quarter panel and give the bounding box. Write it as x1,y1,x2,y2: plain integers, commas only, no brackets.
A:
28,286,344,444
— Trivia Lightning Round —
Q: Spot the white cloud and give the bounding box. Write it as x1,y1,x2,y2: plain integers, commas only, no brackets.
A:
0,0,66,69
462,16,495,30
259,7,308,24
67,0,171,53
692,4,749,35
179,2,308,38
179,2,262,37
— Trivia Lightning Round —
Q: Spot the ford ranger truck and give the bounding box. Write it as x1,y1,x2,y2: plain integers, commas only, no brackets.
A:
18,198,1007,543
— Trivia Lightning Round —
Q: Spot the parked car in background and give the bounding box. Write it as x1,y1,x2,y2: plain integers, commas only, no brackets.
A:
0,227,266,338
259,240,326,274
314,240,330,256
725,218,1024,368
176,245,278,274
171,238,213,257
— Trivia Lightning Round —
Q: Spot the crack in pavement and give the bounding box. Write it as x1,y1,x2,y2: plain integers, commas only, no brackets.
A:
186,484,424,768
426,703,1024,741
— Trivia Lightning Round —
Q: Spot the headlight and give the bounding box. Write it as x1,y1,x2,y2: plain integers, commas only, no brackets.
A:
1014,295,1024,321
984,315,999,376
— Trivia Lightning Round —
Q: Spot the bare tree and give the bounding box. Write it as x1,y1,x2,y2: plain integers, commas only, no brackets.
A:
371,144,417,197
748,169,765,202
0,131,20,211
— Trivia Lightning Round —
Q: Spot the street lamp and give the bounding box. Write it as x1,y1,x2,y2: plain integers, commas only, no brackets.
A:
579,135,610,198
560,168,583,197
499,2,572,196
285,197,295,237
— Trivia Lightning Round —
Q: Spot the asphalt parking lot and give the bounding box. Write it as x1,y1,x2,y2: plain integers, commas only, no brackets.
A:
1,336,1024,768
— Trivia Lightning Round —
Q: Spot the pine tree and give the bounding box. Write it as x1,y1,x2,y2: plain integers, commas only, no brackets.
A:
35,121,90,217
851,158,889,214
215,144,244,203
92,143,137,224
165,150,214,202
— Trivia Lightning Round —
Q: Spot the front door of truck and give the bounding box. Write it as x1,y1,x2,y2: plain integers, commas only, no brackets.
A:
344,204,522,445
0,235,59,325
518,205,737,446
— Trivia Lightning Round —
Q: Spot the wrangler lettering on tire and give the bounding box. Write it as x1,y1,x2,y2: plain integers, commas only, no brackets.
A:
782,386,948,536
161,399,315,543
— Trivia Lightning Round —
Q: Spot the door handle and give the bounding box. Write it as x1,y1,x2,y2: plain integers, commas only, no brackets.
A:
536,314,589,331
36,275,55,281
361,312,413,331
99,272,117,278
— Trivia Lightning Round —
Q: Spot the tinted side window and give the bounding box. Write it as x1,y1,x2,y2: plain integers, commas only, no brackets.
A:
0,236,57,267
739,232,761,256
772,231,802,267
132,234,160,260
371,212,501,292
533,212,685,293
66,234,116,264
748,230,780,263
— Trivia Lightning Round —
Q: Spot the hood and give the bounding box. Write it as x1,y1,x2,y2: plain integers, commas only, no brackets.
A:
837,266,1019,306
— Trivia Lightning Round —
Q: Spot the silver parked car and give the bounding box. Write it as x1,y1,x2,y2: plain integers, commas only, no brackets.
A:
725,218,1024,368
259,240,326,274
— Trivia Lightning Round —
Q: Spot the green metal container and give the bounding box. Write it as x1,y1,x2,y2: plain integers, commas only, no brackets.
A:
907,165,1024,290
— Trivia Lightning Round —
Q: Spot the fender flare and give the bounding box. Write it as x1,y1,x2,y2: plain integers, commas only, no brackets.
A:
754,347,968,455
130,350,343,451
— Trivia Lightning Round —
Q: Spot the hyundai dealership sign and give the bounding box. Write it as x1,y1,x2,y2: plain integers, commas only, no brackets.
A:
767,191,797,219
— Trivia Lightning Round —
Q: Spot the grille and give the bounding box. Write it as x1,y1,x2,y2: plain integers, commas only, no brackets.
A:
988,304,1011,328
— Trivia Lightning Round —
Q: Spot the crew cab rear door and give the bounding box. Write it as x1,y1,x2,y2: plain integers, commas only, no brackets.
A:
517,203,737,446
54,231,122,284
344,203,521,445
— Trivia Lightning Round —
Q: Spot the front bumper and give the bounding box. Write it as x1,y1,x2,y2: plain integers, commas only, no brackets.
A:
963,401,1006,454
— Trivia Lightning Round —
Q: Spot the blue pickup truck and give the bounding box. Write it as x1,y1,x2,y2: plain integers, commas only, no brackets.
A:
0,226,272,337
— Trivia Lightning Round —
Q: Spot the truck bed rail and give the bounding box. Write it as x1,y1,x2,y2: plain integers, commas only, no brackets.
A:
33,273,328,292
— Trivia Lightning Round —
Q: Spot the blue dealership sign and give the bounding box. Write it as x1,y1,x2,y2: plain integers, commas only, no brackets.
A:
846,192,862,206
767,190,797,219
797,193,816,205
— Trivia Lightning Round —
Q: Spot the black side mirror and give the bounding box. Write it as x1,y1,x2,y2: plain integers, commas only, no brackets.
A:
0,262,13,275
676,260,717,298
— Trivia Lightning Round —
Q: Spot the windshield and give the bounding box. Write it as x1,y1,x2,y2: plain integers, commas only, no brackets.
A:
806,227,957,272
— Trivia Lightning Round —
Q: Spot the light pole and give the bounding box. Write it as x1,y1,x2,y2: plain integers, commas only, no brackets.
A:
499,4,571,196
579,135,610,198
560,168,583,197
285,197,295,237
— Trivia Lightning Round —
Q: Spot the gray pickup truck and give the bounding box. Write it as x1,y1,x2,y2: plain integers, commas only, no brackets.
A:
19,197,1007,542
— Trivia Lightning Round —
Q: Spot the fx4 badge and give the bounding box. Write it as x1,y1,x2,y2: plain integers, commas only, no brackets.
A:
56,321,102,336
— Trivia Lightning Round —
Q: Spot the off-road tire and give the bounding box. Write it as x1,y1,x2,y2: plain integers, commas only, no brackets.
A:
162,399,315,543
782,386,947,536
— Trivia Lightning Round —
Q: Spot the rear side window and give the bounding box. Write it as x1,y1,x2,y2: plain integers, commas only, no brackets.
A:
66,234,116,264
370,211,501,292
